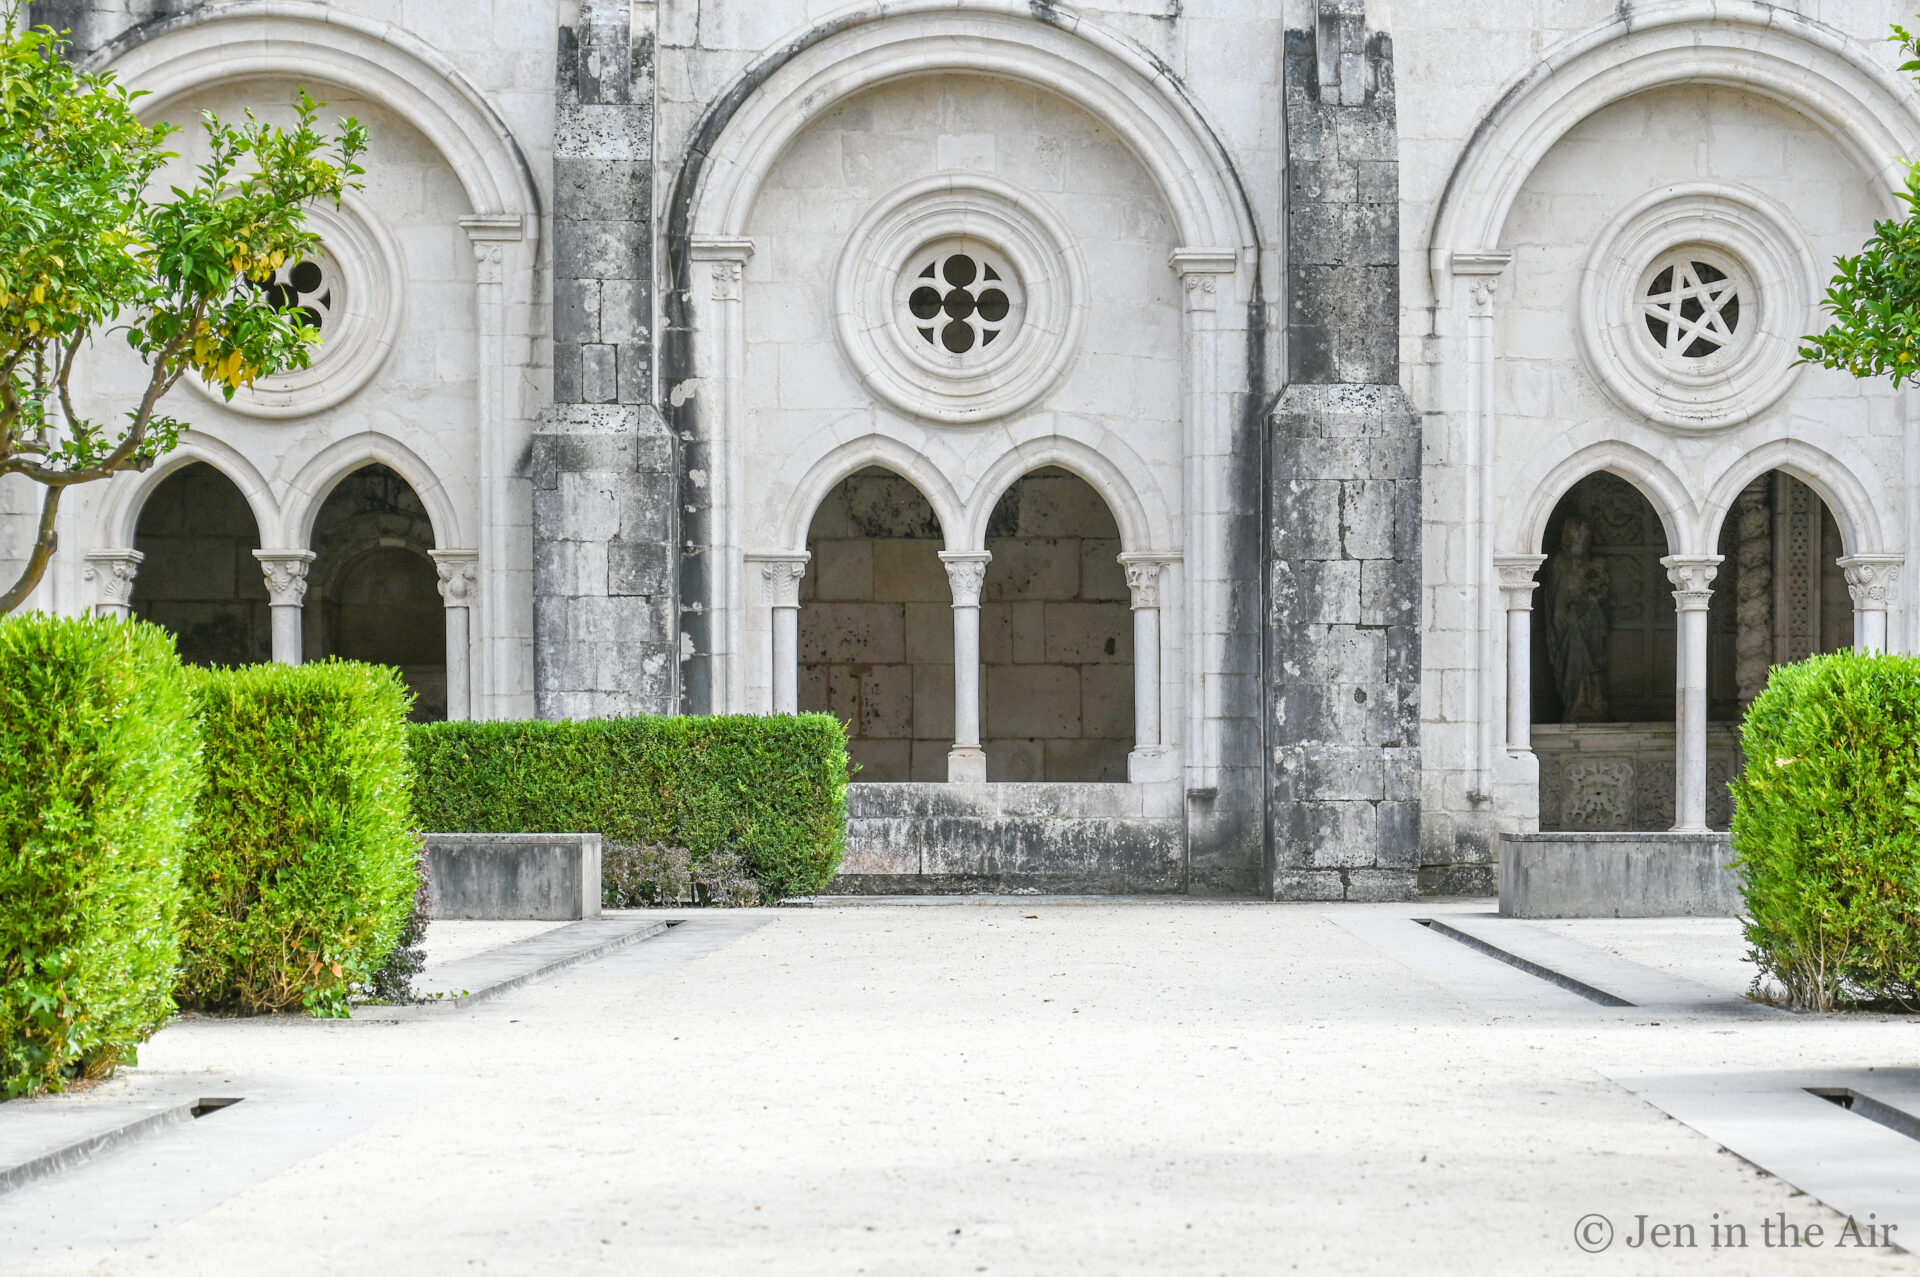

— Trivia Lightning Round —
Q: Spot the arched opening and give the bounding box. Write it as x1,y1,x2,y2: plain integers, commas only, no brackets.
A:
982,467,1132,782
798,467,950,782
1531,472,1676,831
130,462,270,665
305,464,446,722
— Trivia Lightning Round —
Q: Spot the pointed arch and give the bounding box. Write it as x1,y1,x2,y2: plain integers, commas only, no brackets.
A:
99,435,281,548
1429,2,1920,291
1700,438,1884,557
961,435,1164,555
1510,441,1696,557
777,435,965,552
283,433,462,551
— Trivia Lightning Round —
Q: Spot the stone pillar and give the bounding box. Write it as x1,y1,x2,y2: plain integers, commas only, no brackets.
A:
1270,5,1422,899
460,215,529,719
536,0,674,721
432,550,479,721
940,551,992,784
1662,554,1721,832
254,550,315,666
1493,554,1547,751
1838,554,1902,654
1119,554,1178,773
747,552,810,714
688,238,755,712
81,549,143,619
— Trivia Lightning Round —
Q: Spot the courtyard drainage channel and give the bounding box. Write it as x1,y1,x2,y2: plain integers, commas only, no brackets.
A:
1346,910,1920,1250
0,1094,242,1197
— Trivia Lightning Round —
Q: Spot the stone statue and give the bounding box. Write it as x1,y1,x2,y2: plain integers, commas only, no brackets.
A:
1544,516,1610,722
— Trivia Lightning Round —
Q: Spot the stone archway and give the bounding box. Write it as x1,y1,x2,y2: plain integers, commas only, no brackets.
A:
130,462,272,666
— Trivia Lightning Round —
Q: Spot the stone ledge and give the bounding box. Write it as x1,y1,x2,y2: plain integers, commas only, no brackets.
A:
1498,832,1741,918
424,834,603,921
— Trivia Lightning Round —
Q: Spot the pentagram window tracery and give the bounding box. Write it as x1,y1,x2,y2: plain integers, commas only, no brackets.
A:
901,245,1019,356
1640,253,1741,361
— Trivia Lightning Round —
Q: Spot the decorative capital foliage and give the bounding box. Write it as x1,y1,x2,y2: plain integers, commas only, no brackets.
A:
1799,23,1920,387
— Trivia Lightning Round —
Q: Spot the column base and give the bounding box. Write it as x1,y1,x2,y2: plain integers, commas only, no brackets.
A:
1127,747,1180,783
947,747,987,783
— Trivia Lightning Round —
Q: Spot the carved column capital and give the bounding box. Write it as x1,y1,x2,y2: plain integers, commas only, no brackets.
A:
938,550,993,607
689,236,755,301
430,549,480,608
1450,251,1513,317
746,552,811,609
459,214,523,286
82,549,144,612
1169,248,1236,313
253,550,316,607
1837,553,1903,611
1661,554,1722,612
1117,552,1179,611
1493,552,1548,609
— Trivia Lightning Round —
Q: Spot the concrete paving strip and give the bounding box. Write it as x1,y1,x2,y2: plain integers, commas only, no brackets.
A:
1325,910,1611,1017
1436,911,1784,1019
1607,1067,1920,1254
360,911,676,1016
0,1073,433,1268
0,1078,216,1196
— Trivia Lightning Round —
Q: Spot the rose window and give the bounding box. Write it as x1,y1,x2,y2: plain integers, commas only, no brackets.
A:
901,247,1018,356
1640,253,1741,361
256,255,337,334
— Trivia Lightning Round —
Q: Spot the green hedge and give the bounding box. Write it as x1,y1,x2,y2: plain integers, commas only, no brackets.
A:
409,715,850,901
0,616,201,1097
177,661,419,1017
1732,650,1920,1011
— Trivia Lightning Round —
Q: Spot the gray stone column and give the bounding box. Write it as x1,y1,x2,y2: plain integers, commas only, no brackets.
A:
1493,554,1546,751
535,0,674,720
432,550,479,721
1270,3,1421,900
1662,554,1721,832
82,549,142,619
1838,554,1902,654
1119,553,1180,782
940,551,992,783
748,552,810,715
254,550,315,666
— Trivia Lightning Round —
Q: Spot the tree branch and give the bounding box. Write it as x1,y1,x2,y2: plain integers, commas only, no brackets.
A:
0,482,64,613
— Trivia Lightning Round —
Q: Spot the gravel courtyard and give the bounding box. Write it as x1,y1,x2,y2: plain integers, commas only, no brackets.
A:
4,901,1918,1275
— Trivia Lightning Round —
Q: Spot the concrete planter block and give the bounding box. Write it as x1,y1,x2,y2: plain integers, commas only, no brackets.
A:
424,834,603,921
1498,832,1742,919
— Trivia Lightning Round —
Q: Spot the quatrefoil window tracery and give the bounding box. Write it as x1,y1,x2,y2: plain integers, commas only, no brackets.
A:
255,255,337,335
1641,253,1742,361
903,248,1017,355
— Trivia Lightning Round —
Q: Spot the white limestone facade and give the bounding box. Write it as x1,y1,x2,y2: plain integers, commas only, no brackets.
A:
2,0,1915,895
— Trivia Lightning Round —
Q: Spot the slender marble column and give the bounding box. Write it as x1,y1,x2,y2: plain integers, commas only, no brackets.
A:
432,550,479,720
82,549,144,619
1118,553,1177,751
940,551,992,783
747,552,810,714
254,550,315,666
1493,553,1547,752
1838,554,1902,654
1662,554,1721,832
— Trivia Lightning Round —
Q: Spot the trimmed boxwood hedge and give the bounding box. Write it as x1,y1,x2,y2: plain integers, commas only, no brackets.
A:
409,715,850,901
1732,650,1920,1011
177,661,419,1017
0,615,201,1098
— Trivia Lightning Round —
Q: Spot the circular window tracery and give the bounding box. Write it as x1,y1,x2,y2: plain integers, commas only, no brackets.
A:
900,244,1021,356
256,254,339,333
184,196,402,421
838,175,1082,424
1575,186,1813,430
1640,253,1742,362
